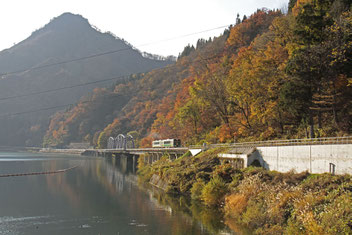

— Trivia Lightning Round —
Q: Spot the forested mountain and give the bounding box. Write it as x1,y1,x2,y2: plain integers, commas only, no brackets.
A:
42,1,352,147
0,12,173,146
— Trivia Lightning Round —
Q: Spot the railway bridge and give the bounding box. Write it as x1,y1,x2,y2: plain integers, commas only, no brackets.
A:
81,147,190,165
84,134,196,164
82,147,189,158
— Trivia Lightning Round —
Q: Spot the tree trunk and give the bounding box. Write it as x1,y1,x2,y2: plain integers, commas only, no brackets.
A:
309,110,315,139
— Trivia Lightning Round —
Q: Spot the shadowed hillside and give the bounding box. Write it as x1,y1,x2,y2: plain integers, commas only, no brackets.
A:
0,12,173,146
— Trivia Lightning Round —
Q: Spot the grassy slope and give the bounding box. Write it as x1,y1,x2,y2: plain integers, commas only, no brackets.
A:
138,149,352,234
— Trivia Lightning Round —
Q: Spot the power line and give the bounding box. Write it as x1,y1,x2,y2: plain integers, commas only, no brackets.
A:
0,53,223,102
0,52,224,118
0,46,132,77
137,25,230,47
0,103,75,118
0,74,130,101
0,94,123,118
0,24,231,78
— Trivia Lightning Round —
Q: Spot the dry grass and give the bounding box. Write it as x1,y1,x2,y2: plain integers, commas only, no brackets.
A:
225,194,248,217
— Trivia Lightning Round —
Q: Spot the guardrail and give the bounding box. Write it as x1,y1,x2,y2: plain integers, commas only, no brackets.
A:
189,136,352,149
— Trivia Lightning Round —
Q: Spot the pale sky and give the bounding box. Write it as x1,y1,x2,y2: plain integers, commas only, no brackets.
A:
0,0,288,57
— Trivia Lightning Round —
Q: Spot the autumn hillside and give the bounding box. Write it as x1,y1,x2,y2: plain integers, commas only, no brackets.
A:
44,0,352,148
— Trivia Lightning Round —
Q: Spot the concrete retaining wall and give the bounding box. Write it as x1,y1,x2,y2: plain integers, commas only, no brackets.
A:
254,144,352,174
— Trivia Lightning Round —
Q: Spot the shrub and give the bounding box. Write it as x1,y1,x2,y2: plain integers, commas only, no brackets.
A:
201,176,229,207
319,192,352,234
256,224,284,235
224,194,248,218
241,199,267,228
271,170,310,186
285,217,305,235
212,164,239,183
228,172,244,189
137,154,153,182
191,179,206,200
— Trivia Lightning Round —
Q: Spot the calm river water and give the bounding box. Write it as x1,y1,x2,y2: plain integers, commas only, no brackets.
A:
0,152,236,235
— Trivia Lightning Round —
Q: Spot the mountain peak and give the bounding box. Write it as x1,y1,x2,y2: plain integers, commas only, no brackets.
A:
45,12,90,31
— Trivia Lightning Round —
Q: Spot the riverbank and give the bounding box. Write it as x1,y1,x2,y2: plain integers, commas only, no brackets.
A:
0,146,85,155
137,148,352,234
39,148,86,155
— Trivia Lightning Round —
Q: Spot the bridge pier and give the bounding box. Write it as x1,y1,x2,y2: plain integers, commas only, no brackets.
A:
132,155,137,173
103,152,113,158
168,153,181,161
110,153,139,174
152,153,161,163
143,153,163,164
141,151,186,165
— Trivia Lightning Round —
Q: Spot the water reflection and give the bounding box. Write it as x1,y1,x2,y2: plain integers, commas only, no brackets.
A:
145,186,231,235
0,152,235,235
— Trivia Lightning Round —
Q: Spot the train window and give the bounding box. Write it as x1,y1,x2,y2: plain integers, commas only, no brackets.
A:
173,139,181,147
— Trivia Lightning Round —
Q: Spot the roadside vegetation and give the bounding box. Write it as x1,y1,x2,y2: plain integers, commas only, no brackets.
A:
138,149,352,234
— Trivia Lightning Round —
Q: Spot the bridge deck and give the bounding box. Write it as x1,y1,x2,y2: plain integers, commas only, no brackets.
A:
82,147,189,156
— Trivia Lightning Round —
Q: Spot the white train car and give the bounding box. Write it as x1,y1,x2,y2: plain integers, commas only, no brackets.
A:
152,139,181,148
